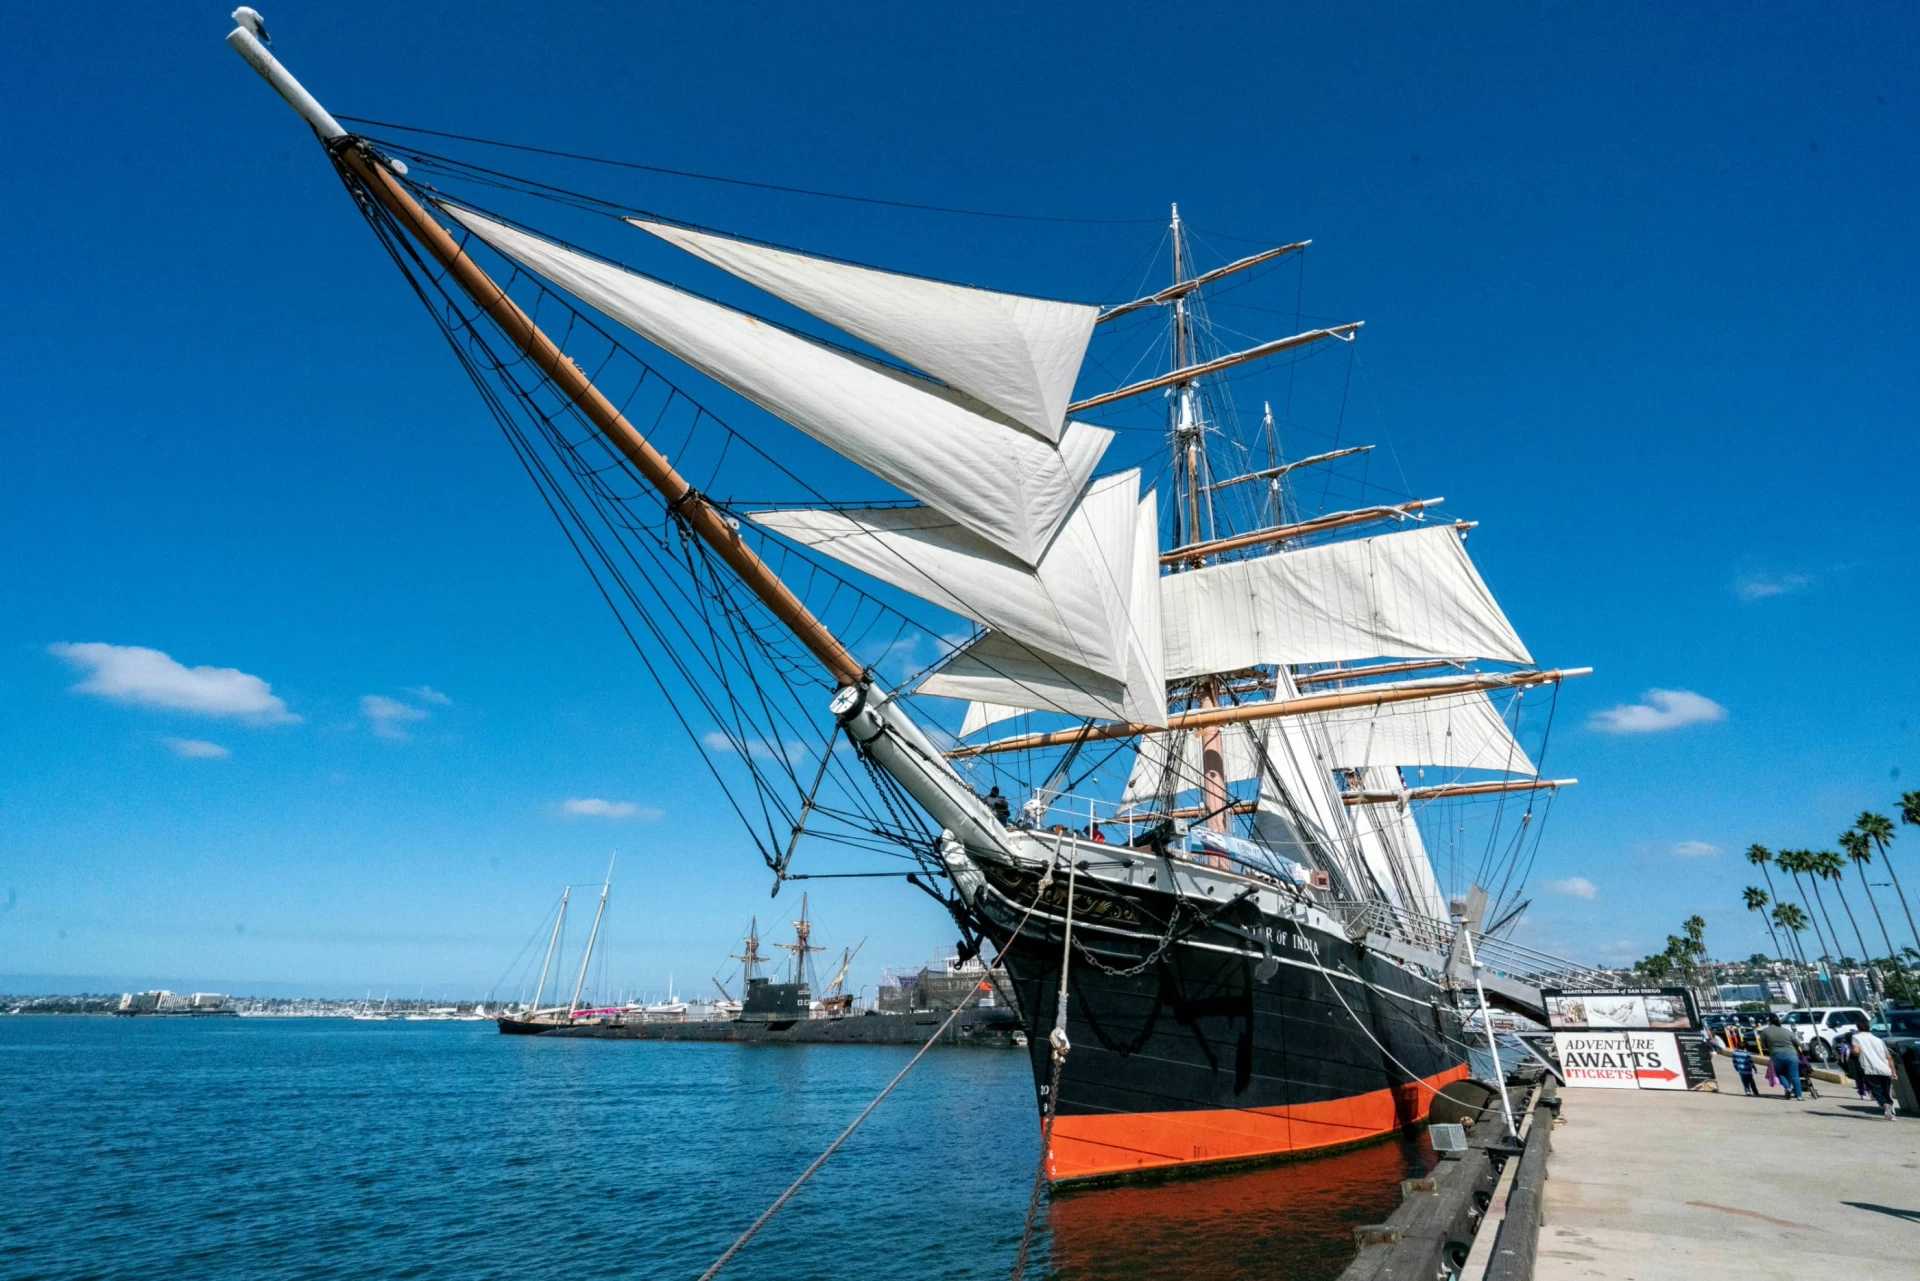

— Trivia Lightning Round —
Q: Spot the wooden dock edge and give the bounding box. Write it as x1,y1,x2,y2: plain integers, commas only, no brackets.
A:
1480,1082,1557,1281
1335,1080,1548,1281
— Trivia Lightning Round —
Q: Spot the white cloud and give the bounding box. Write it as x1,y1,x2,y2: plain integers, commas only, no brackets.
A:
1588,689,1727,734
407,686,452,706
163,737,231,759
1544,876,1597,900
702,730,810,764
50,642,299,724
360,694,429,741
1672,840,1719,858
1733,570,1812,602
560,797,660,820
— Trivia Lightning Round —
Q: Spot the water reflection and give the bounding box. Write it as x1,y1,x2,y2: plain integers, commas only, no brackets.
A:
1046,1137,1437,1281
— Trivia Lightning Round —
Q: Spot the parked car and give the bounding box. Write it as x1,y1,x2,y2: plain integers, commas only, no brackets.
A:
1784,1006,1871,1061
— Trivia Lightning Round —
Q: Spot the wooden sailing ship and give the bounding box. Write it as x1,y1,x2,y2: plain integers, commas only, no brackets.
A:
231,9,1585,1183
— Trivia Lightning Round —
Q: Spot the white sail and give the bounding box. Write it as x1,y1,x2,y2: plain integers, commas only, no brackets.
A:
1119,686,1532,804
444,206,1109,567
1159,525,1531,679
1306,688,1534,776
628,220,1097,442
918,633,1142,726
923,490,1166,729
1125,489,1166,729
1350,768,1448,919
959,699,1029,739
752,471,1142,683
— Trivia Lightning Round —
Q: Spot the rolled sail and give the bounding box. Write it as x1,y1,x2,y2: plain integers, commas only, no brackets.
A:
1159,525,1532,678
628,220,1097,442
443,205,1108,567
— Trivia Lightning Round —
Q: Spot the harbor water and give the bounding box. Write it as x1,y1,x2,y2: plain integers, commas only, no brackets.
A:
2,1017,1434,1280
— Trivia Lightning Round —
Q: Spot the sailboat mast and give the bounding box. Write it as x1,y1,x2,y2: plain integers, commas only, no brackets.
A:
529,887,569,1015
568,854,616,1016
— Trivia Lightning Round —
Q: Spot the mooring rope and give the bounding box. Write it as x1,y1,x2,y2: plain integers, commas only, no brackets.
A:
696,853,1060,1281
1009,849,1077,1281
1307,948,1457,1101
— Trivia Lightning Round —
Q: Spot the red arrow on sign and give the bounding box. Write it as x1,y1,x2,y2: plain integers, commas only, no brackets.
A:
1635,1068,1679,1082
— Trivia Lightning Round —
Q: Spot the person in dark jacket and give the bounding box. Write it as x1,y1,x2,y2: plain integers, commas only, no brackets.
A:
986,786,1010,825
1756,1014,1802,1100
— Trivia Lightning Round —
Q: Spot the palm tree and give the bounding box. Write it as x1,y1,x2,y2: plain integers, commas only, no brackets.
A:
1777,849,1835,966
1840,829,1899,965
1772,902,1810,965
1744,886,1785,961
1873,805,1920,953
1813,849,1872,969
1746,843,1781,904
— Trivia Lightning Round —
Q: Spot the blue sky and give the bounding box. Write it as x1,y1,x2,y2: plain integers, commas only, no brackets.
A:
4,4,1918,996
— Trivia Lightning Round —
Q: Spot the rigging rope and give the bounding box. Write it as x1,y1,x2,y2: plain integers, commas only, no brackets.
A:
343,162,981,877
1010,842,1075,1281
342,115,1164,226
696,858,1058,1281
1306,950,1457,1101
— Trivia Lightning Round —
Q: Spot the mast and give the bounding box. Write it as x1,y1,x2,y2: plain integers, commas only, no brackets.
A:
529,887,569,1016
568,853,616,1016
776,892,826,988
733,918,765,987
1164,206,1232,833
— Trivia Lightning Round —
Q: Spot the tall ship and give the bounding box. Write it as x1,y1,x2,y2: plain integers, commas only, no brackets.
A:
230,12,1584,1184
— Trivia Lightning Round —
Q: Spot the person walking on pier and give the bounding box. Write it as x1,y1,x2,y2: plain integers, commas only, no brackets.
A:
1731,1046,1760,1096
1758,1014,1802,1100
1841,1028,1898,1119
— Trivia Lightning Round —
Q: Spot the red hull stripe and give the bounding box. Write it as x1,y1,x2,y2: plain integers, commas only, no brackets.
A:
1047,1063,1472,1183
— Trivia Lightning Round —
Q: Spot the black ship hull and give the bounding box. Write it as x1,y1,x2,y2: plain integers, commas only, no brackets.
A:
496,1016,569,1036
965,861,1467,1184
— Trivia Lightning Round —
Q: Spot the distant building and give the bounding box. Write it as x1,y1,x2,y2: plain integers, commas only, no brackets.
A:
877,958,1014,1014
115,990,236,1017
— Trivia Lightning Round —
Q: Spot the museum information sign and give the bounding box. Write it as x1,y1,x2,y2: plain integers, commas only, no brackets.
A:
1541,988,1713,1090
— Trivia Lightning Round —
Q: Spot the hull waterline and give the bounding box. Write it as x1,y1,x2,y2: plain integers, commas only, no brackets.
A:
967,861,1469,1185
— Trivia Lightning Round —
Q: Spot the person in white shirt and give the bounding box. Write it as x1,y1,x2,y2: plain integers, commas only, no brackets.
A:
1846,1029,1898,1119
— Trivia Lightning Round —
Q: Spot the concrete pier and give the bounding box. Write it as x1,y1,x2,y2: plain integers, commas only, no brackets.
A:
1531,1055,1917,1280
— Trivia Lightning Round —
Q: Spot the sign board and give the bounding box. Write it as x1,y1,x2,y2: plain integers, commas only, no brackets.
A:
1676,1034,1717,1089
1540,987,1698,1032
1554,1030,1688,1090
